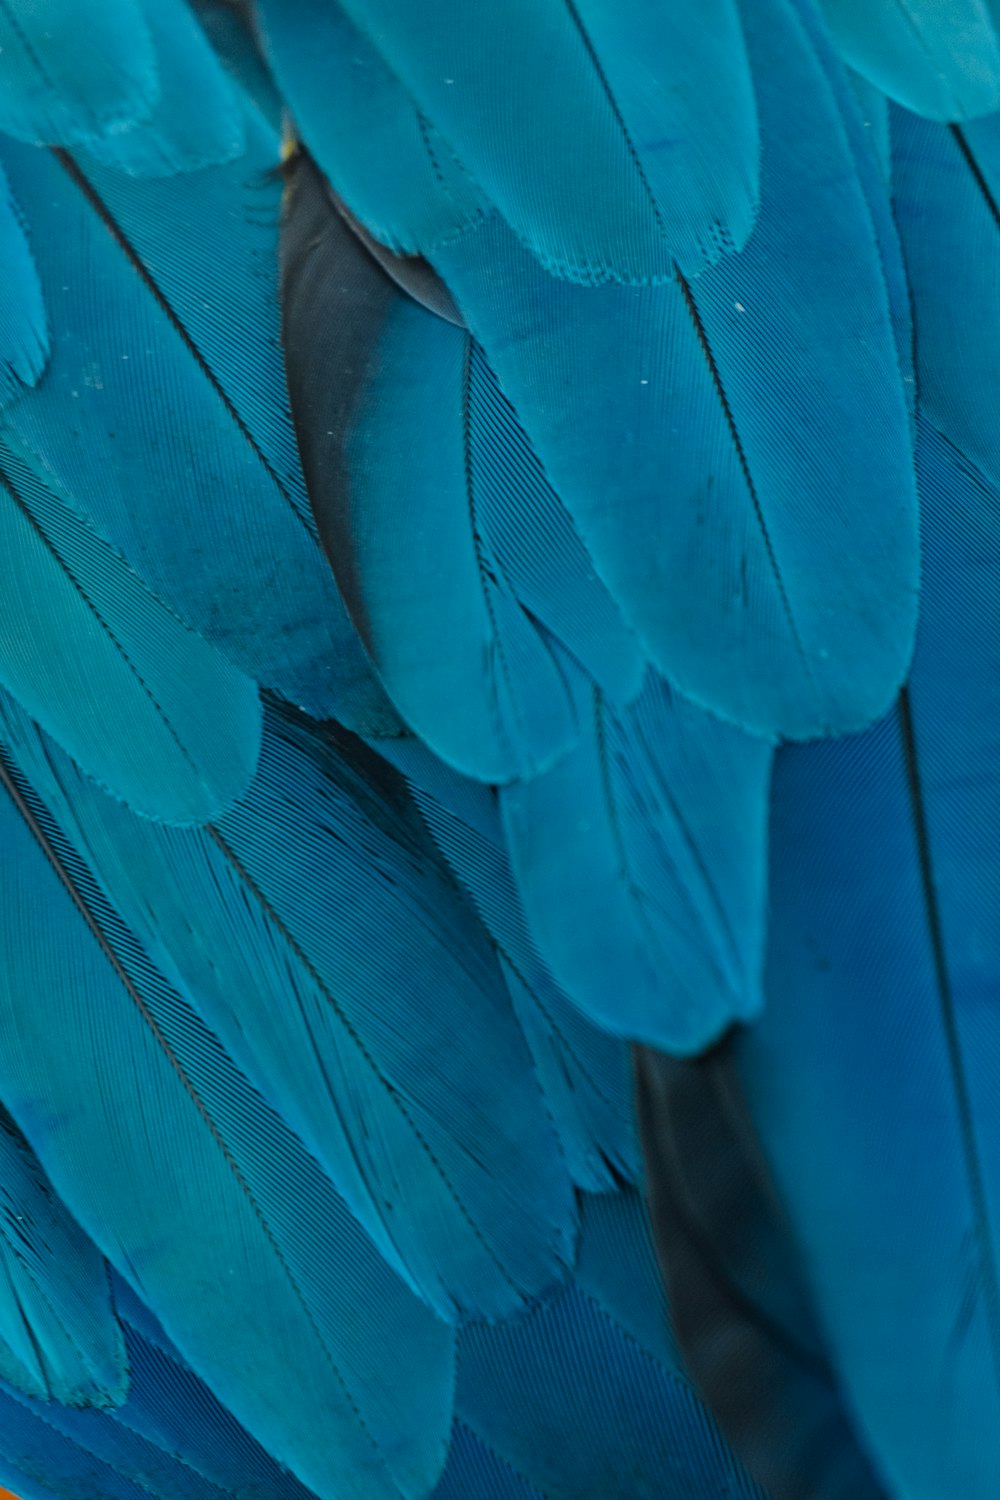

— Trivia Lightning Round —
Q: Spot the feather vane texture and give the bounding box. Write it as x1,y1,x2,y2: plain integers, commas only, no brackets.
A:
0,1111,126,1412
0,722,455,1500
332,0,759,282
0,697,577,1323
733,418,1000,1498
432,0,918,739
0,432,262,824
0,133,397,732
500,662,772,1052
819,0,1000,120
81,0,245,178
0,169,47,407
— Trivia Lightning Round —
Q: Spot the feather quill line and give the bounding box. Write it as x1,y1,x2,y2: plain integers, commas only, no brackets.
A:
49,148,316,536
203,821,527,1301
897,687,1000,1388
0,750,394,1483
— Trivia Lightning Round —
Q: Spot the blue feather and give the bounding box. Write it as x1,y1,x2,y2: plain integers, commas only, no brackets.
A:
281,151,640,777
819,0,1000,120
0,1110,126,1411
0,725,455,1500
450,1190,766,1499
257,0,487,254
0,170,47,407
332,0,758,282
500,660,772,1051
0,0,156,147
733,418,1000,1498
432,0,917,739
0,134,397,732
81,0,245,178
0,696,577,1324
401,756,640,1191
0,432,261,824
891,104,1000,490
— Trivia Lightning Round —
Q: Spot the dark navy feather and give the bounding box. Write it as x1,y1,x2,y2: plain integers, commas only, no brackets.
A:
635,1042,889,1500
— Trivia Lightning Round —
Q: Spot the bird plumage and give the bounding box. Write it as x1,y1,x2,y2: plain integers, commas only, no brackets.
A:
0,1,996,1498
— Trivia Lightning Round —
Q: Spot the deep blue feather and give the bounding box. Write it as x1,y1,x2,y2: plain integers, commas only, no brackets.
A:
451,1190,766,1499
733,418,1000,1498
432,0,917,739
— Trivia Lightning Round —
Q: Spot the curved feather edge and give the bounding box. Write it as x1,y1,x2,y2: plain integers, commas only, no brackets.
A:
0,695,577,1324
0,432,262,825
0,130,398,732
431,0,917,739
0,0,158,147
81,0,246,177
0,724,455,1500
333,0,759,281
818,0,1000,120
500,660,772,1052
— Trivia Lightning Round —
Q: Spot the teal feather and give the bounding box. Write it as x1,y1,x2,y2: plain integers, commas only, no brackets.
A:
0,170,47,407
0,134,398,733
333,0,759,282
0,1110,126,1411
432,0,918,739
0,0,157,147
0,696,577,1324
0,431,262,824
81,0,245,178
0,722,455,1500
500,660,772,1051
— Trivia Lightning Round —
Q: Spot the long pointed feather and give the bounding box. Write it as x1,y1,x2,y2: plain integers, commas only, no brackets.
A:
733,418,1000,1497
0,730,455,1500
0,697,576,1323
